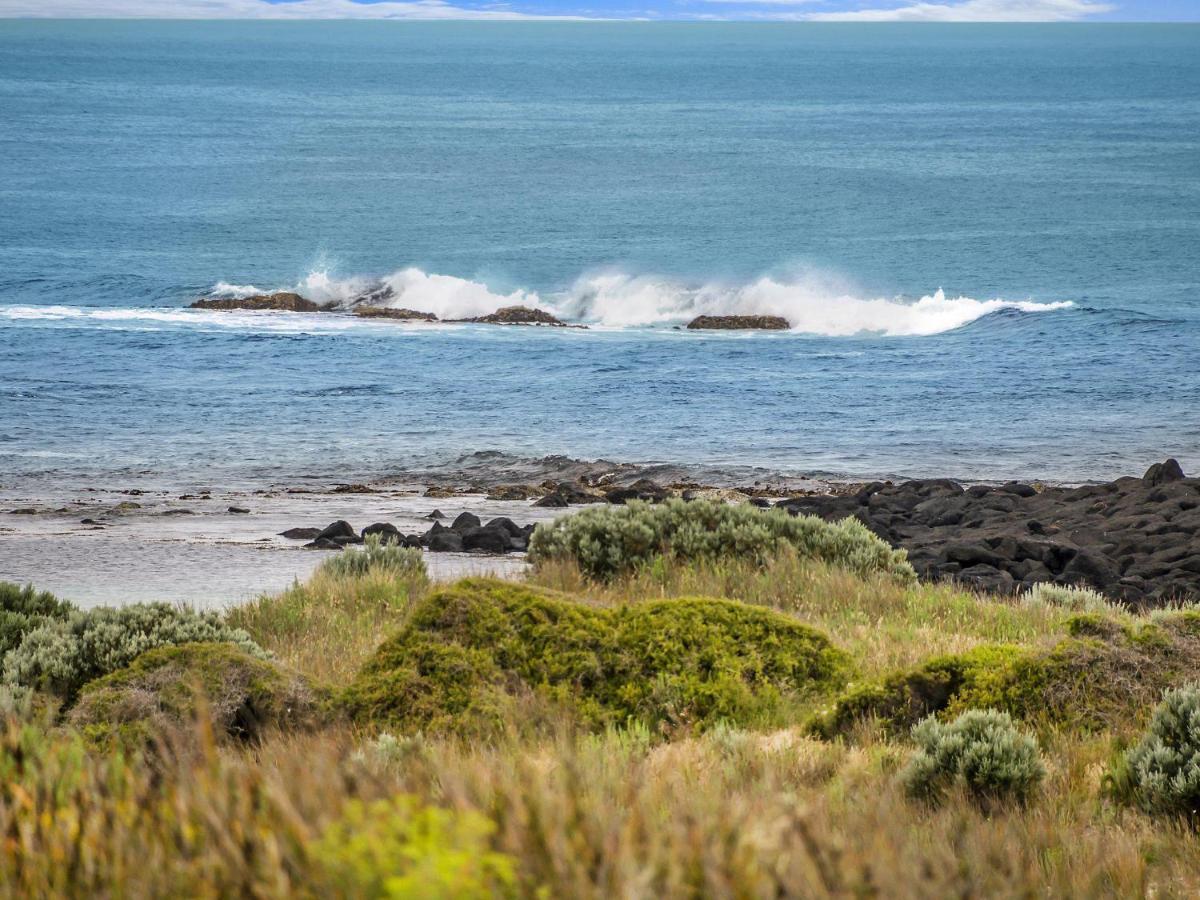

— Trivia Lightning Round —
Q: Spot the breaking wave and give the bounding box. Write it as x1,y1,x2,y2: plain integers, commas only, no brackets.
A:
4,266,1074,338
214,265,1071,337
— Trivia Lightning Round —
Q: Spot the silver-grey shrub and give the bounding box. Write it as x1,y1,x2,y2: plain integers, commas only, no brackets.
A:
901,709,1045,806
1020,583,1114,614
2,603,266,703
527,498,915,583
319,534,428,580
1119,685,1200,820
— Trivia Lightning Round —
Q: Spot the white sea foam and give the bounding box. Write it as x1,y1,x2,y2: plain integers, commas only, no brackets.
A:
1,266,1073,337
271,266,1072,336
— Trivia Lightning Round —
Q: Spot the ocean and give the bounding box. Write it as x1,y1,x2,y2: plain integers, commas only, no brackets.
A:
2,20,1199,489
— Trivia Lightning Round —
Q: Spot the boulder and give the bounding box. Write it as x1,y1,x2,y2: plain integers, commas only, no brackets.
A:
451,512,482,532
533,491,569,508
1144,458,1186,486
279,527,321,540
427,531,464,553
190,292,321,313
486,484,541,501
686,315,789,331
316,520,357,541
362,522,401,543
460,526,511,554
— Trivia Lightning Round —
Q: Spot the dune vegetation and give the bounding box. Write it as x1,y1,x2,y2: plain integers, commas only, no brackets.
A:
2,506,1200,897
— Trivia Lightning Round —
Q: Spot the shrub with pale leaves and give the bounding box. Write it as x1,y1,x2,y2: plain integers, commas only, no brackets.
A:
1116,685,1200,821
528,499,915,583
1020,582,1114,614
320,534,428,580
901,708,1045,806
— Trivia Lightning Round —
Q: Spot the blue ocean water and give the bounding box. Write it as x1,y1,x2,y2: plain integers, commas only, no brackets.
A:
1,21,1198,486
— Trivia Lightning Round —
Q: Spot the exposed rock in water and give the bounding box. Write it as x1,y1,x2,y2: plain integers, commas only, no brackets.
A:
604,478,669,505
280,527,321,540
190,292,322,313
775,459,1200,606
686,315,790,331
456,306,575,327
353,306,438,322
485,484,542,501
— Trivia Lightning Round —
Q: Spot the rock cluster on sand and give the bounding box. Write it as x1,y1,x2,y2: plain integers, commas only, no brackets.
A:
190,292,323,312
776,459,1199,605
281,512,536,554
686,315,790,330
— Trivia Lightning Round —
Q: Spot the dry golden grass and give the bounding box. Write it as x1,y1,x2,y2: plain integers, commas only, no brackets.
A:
3,552,1197,897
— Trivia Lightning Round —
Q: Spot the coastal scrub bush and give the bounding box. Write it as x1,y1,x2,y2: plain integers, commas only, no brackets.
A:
901,709,1045,806
342,578,851,736
1020,582,1114,614
67,642,325,746
527,498,915,584
2,602,266,704
811,610,1200,739
0,582,74,658
1111,685,1200,822
313,796,518,899
320,534,428,580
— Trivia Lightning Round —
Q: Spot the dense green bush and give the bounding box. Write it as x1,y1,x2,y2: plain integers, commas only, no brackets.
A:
811,611,1200,739
343,578,851,736
313,796,517,899
1112,686,1200,821
1020,583,1114,614
527,499,915,583
320,535,428,580
3,603,266,704
68,642,325,746
0,582,74,658
901,709,1045,806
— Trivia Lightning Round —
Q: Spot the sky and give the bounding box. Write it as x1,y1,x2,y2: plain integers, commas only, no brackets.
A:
1,0,1198,21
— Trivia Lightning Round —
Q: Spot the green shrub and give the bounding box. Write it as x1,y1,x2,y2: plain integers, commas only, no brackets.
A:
812,611,1200,739
527,499,915,584
3,603,266,704
312,796,518,899
901,709,1045,806
1020,583,1114,614
0,582,74,658
343,578,851,736
67,642,325,746
1112,686,1200,821
320,535,428,580
807,644,1026,739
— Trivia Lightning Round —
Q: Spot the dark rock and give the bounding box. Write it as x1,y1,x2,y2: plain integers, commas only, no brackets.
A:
605,478,669,505
425,509,445,519
427,531,464,553
353,306,437,321
332,483,375,494
451,512,482,532
362,522,401,542
460,526,511,554
486,484,541,501
458,306,572,326
279,527,321,540
749,496,772,508
316,520,356,541
534,492,569,508
956,565,1015,594
1143,458,1186,486
80,518,102,525
303,538,343,550
998,482,1038,498
686,315,789,331
484,517,524,537
228,506,250,514
191,292,321,312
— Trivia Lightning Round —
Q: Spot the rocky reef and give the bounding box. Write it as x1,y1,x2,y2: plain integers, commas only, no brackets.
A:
687,315,790,330
190,292,324,312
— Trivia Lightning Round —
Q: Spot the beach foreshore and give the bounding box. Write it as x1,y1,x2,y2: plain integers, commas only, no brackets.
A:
1,455,1196,609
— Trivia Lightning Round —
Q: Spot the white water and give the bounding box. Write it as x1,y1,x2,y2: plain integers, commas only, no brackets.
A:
3,265,1073,337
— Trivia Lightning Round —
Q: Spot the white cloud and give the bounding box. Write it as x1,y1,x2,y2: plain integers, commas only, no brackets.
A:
0,0,584,19
806,0,1113,21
